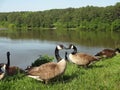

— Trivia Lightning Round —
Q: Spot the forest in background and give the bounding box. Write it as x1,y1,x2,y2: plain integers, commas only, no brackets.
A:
0,2,120,31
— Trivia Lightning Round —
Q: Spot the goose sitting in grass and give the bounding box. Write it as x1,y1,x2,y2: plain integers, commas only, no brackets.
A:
67,44,100,68
27,44,68,84
95,48,120,58
0,64,6,80
6,51,24,76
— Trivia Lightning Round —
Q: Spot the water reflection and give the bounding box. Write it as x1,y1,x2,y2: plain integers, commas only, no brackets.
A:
0,29,120,69
0,29,120,48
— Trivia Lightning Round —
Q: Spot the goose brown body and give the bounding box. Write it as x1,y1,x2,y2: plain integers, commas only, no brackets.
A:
7,66,24,76
68,44,99,67
27,45,67,84
69,53,98,66
95,48,120,58
27,59,66,82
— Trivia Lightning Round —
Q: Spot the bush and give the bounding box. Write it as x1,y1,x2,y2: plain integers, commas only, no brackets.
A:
111,19,120,31
31,55,54,67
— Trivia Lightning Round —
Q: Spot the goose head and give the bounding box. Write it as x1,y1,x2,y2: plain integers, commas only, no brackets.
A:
115,48,120,54
7,51,10,56
56,44,66,50
67,44,77,54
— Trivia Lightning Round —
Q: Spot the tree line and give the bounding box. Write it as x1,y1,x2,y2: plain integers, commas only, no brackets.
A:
0,2,120,31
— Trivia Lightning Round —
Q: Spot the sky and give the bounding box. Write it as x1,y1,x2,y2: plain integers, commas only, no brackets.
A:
0,0,120,12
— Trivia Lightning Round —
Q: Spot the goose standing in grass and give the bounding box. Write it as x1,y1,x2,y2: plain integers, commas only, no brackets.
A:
0,64,6,80
6,51,24,76
95,48,120,58
67,44,100,68
27,44,68,84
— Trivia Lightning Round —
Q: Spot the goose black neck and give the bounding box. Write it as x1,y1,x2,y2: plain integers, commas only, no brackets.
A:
72,46,77,54
6,52,10,70
65,52,68,60
55,47,62,62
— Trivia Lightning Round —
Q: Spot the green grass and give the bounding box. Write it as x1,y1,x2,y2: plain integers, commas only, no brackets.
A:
0,55,120,90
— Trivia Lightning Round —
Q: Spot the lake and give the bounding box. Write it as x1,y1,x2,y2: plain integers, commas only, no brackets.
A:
0,29,120,69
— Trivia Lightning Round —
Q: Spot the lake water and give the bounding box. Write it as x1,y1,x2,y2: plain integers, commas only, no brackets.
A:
0,29,120,69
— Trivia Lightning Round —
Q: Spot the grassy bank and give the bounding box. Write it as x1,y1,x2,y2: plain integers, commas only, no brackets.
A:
0,55,120,90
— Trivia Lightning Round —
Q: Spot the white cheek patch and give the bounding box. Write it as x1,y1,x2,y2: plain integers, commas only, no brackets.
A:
57,45,62,50
71,45,74,49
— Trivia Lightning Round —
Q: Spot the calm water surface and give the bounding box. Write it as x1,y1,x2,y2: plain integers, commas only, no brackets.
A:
0,29,120,69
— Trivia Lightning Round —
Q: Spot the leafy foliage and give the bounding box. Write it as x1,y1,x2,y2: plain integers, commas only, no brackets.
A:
31,55,54,67
0,3,120,31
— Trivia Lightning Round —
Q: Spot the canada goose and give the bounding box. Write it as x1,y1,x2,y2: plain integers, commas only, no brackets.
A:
27,45,68,84
67,44,100,68
95,48,120,58
6,51,24,75
0,64,6,80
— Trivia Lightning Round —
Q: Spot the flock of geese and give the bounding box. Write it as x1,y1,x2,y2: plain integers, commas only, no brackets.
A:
0,44,120,84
